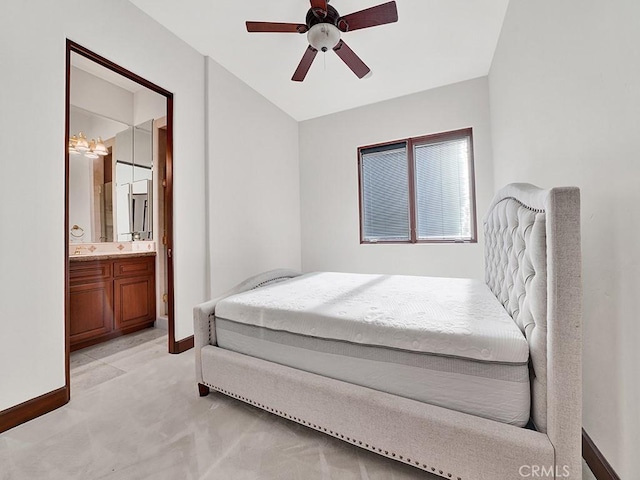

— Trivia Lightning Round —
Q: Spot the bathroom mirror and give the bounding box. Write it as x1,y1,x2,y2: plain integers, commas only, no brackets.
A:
68,52,165,243
68,108,154,242
114,120,154,241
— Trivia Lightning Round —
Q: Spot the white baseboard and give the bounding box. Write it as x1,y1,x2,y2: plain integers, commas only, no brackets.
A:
155,316,168,331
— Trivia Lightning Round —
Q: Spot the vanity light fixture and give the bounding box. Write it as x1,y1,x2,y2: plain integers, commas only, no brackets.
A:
85,148,99,160
68,135,81,156
75,132,90,152
68,132,108,158
93,137,108,156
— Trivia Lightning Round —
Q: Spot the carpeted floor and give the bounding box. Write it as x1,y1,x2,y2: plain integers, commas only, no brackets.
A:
0,328,596,480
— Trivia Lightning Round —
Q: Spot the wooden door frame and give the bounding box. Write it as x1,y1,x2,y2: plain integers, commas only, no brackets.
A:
65,40,179,395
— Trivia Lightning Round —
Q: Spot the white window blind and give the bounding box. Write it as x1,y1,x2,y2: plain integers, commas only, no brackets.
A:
414,136,472,241
358,129,475,244
360,144,410,242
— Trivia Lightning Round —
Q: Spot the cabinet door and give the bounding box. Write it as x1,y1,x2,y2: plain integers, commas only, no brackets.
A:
114,275,156,329
69,281,114,344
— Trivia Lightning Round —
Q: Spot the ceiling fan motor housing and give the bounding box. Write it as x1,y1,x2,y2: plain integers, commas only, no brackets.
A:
308,5,348,29
306,5,345,52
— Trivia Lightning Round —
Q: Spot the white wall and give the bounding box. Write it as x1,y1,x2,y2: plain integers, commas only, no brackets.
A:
489,0,640,476
68,156,93,241
71,66,165,133
133,89,166,126
68,108,97,242
299,77,493,279
70,107,129,142
206,58,301,296
71,67,134,125
0,0,206,411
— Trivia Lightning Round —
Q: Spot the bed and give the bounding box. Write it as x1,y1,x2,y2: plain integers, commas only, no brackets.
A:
194,183,582,480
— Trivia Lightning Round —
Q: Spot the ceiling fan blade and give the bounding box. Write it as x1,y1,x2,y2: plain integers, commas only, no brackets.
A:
333,40,371,79
292,46,318,82
338,1,398,32
310,0,328,17
246,21,307,33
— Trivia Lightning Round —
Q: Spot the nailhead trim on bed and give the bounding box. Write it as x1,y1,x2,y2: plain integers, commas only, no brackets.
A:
203,382,462,480
494,196,545,214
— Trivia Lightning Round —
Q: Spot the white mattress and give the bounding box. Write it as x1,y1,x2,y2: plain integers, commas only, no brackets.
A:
214,272,532,426
215,272,529,363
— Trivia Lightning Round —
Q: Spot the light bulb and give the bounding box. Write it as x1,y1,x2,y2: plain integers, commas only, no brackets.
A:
94,137,108,156
307,23,341,52
68,135,80,155
75,132,89,152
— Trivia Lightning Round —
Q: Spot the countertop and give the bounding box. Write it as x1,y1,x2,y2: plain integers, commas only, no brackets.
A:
69,251,157,262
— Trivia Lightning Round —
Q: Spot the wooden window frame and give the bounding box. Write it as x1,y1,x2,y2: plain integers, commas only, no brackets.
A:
358,127,477,245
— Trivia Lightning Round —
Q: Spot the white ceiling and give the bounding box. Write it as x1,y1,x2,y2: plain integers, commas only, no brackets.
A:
130,0,510,121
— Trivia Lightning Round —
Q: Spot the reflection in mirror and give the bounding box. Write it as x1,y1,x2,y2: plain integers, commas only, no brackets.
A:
114,120,154,241
69,106,128,242
69,53,165,243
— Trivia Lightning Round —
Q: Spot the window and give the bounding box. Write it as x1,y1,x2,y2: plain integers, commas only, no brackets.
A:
358,128,476,244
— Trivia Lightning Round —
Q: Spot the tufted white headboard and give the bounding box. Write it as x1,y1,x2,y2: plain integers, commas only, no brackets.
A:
484,185,548,430
483,183,581,467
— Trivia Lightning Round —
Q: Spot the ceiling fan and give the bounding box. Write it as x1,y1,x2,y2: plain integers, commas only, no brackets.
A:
246,0,398,82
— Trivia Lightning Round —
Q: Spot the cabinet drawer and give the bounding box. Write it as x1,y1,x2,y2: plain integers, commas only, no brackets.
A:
114,256,155,278
69,261,112,285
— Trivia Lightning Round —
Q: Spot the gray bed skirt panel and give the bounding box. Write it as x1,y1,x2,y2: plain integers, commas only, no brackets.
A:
215,317,531,426
200,345,554,480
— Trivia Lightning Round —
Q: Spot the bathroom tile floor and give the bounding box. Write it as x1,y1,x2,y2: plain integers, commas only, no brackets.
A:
70,328,167,395
2,329,597,480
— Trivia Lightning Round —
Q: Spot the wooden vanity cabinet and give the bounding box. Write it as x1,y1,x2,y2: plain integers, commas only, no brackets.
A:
69,254,156,351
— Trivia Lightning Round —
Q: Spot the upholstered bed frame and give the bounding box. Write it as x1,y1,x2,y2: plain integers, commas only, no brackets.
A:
194,183,582,480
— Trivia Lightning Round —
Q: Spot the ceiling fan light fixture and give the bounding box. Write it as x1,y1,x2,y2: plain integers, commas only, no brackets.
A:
307,23,340,52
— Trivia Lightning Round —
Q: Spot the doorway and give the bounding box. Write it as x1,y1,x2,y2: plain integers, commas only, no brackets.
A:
65,40,179,397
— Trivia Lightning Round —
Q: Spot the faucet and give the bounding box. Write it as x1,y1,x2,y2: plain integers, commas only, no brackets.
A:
74,245,84,255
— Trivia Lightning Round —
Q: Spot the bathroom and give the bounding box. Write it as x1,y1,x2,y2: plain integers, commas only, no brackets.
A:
67,45,175,389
